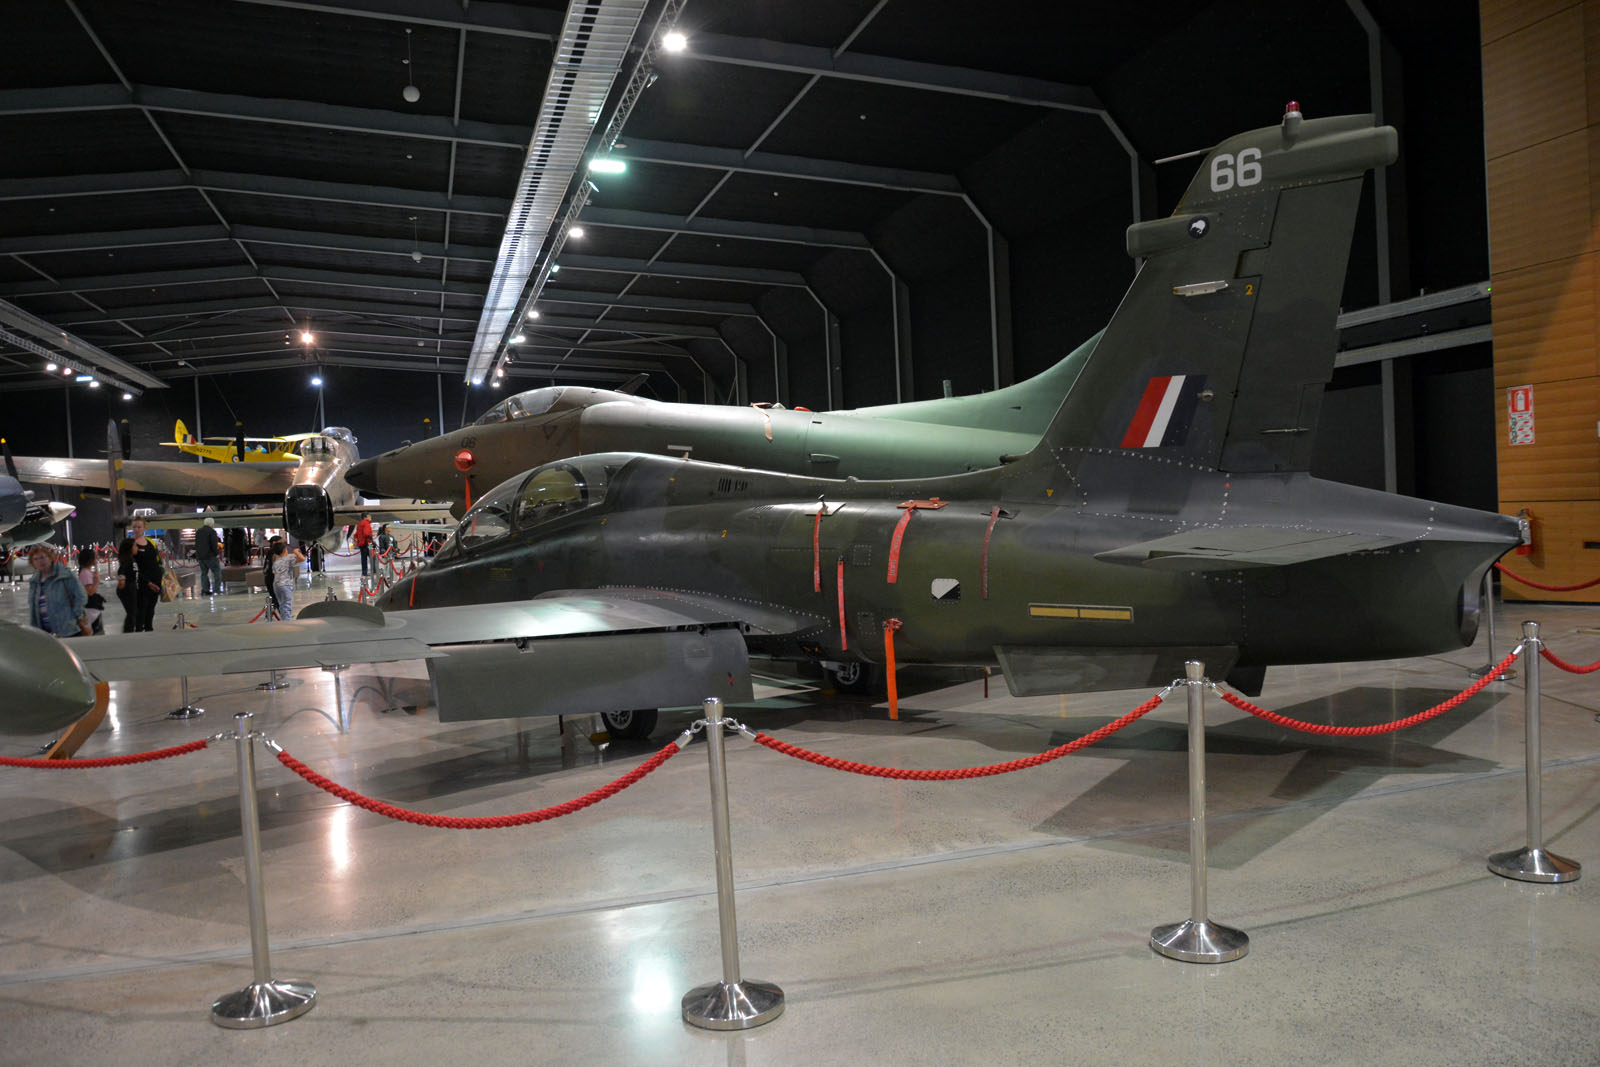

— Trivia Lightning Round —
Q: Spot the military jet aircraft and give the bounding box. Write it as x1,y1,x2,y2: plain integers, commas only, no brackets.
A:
3,109,1523,745
0,439,74,549
8,426,450,546
346,334,1096,513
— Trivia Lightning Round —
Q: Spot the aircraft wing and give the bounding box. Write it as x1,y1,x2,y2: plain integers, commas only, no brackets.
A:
7,588,822,730
332,501,456,525
1094,526,1417,570
9,455,296,503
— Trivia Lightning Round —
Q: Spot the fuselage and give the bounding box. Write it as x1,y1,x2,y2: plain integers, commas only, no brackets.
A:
376,452,1519,691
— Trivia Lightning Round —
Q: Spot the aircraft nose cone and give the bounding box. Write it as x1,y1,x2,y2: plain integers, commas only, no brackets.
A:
345,456,380,495
284,484,334,542
0,621,96,735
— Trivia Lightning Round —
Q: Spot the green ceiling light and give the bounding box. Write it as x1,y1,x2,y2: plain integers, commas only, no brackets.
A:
589,157,626,175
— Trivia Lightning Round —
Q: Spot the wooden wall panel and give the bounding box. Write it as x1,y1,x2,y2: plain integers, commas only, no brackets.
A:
1494,379,1600,499
1497,499,1600,601
1481,0,1575,45
1489,255,1598,386
1486,130,1592,273
1482,6,1586,157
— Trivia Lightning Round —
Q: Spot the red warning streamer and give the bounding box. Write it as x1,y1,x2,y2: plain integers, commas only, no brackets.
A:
812,504,825,593
885,497,947,584
883,617,902,720
836,557,848,651
980,506,1003,599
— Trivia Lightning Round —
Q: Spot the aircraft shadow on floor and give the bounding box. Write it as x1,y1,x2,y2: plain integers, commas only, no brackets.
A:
1031,686,1504,869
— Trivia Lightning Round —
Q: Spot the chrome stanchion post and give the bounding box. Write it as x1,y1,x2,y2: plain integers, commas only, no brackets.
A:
682,697,784,1030
211,712,316,1028
1488,622,1580,883
256,669,288,692
1150,661,1249,963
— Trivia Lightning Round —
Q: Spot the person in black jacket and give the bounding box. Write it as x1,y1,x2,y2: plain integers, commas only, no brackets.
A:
195,515,223,595
116,517,163,632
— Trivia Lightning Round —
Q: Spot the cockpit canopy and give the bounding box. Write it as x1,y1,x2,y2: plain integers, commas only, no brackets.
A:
472,389,563,426
437,456,608,557
299,426,356,459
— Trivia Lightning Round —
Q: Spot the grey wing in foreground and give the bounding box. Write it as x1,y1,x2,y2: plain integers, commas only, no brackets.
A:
53,591,822,722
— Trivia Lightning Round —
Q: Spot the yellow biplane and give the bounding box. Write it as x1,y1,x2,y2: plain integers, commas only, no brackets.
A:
161,420,311,463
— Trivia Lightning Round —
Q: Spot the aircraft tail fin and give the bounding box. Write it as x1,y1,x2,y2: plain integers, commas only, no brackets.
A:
174,419,193,445
1034,107,1396,474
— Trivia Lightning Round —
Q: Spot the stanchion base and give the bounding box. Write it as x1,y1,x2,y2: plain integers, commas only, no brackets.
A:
1487,846,1581,884
166,705,204,720
254,679,291,692
1149,919,1250,964
1470,664,1515,681
682,979,784,1031
210,979,317,1029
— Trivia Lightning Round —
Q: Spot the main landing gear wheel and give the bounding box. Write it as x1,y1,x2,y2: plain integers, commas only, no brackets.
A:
599,708,658,741
828,661,877,694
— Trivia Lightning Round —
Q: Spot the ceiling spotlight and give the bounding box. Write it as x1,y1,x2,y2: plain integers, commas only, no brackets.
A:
45,362,56,371
122,392,132,401
549,263,560,274
410,215,423,262
494,366,505,377
402,27,421,103
311,376,323,387
471,377,483,386
301,331,314,344
662,30,687,52
526,309,540,320
61,366,73,376
490,378,501,388
88,379,100,389
589,157,626,175
569,226,585,239
510,334,525,344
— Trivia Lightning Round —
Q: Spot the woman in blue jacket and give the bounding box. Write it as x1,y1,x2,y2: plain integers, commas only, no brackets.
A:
26,544,93,638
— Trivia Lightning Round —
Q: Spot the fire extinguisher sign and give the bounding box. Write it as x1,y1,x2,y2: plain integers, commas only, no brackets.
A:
1507,385,1535,446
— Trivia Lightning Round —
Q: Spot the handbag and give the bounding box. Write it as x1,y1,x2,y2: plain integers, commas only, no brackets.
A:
160,570,180,602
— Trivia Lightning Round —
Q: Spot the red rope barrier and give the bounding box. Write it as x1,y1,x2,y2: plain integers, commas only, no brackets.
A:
751,691,1168,780
275,740,684,828
1494,562,1600,592
1541,647,1600,674
247,607,266,622
1216,648,1522,736
0,739,209,769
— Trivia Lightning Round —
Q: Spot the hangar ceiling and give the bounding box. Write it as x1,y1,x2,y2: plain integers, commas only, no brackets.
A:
0,0,1484,413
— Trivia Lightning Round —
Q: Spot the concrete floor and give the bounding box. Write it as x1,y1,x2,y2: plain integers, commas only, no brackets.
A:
1,555,1597,1066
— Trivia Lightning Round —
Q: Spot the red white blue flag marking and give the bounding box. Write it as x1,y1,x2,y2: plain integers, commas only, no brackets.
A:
1120,374,1206,448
